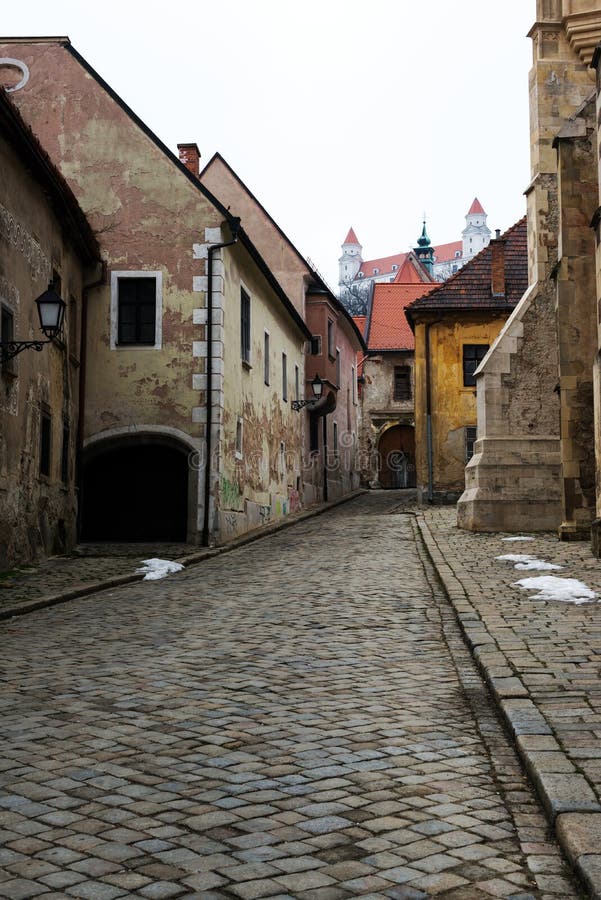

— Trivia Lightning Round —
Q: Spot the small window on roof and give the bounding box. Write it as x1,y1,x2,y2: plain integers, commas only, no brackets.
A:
358,272,364,278
373,268,379,275
392,264,398,271
455,250,461,258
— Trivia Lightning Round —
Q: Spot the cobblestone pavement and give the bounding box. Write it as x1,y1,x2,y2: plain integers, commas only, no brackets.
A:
0,492,582,899
420,507,601,894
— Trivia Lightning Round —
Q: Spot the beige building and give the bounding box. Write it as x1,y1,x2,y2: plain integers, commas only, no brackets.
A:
353,257,436,488
0,39,311,550
0,86,99,566
457,1,601,539
200,152,366,505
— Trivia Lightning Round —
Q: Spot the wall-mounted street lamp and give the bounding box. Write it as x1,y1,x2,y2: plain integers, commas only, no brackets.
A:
292,374,323,411
0,284,66,362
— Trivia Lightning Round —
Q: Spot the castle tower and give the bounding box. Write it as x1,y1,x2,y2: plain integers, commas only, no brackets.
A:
462,197,491,259
414,219,434,276
338,227,363,290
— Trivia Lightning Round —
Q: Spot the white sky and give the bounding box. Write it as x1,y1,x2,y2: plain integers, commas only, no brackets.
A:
3,1,534,290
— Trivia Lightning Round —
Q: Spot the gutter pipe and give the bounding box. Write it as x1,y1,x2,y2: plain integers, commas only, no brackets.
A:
202,218,240,547
425,322,434,503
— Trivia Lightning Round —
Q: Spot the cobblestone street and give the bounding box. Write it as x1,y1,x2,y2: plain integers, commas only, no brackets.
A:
0,493,582,899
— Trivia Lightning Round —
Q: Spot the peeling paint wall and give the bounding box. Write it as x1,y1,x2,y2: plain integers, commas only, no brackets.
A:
414,315,510,502
358,352,415,487
0,128,87,566
216,242,304,541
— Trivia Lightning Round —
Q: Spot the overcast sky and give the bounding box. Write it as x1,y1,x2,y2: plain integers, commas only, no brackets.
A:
4,1,534,290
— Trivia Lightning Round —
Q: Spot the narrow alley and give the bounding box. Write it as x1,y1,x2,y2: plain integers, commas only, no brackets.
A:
0,493,581,899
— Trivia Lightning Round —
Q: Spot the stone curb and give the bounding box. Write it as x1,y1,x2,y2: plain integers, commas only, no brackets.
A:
0,490,366,621
416,513,601,900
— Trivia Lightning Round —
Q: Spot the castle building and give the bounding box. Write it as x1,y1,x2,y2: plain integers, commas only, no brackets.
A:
338,199,492,305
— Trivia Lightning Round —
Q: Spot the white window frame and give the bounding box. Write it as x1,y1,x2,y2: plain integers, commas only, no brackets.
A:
235,416,244,460
110,270,163,351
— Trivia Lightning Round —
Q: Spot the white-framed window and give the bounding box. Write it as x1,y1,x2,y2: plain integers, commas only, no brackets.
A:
282,352,288,401
1,302,16,375
392,264,398,271
264,331,270,385
235,416,244,460
280,440,286,478
110,271,162,350
241,285,251,365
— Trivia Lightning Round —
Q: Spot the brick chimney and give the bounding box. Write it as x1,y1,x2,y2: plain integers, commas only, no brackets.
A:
177,143,201,177
490,231,506,297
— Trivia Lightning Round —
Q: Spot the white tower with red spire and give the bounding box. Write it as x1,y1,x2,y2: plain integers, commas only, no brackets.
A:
462,197,491,259
338,227,363,290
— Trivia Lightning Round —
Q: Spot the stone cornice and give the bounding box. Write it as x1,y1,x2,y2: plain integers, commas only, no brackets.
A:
564,10,601,64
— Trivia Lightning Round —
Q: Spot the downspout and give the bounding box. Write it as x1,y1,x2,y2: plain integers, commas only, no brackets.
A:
76,261,105,539
202,218,241,547
425,321,434,503
322,413,328,503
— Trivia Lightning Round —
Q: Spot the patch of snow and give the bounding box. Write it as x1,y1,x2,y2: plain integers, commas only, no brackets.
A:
496,554,562,571
136,558,185,581
514,576,598,605
501,536,535,542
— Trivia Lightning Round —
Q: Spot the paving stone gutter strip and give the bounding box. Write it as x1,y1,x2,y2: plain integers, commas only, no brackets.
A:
417,512,601,900
0,490,365,621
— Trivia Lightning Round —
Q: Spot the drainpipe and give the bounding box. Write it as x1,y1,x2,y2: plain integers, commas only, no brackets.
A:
76,261,105,539
322,413,328,503
425,321,434,503
202,218,241,547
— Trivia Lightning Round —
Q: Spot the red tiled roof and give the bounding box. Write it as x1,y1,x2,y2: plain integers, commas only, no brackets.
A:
344,226,360,245
366,283,438,351
406,217,527,321
433,240,462,263
468,197,486,215
392,256,431,284
352,315,367,336
359,251,408,277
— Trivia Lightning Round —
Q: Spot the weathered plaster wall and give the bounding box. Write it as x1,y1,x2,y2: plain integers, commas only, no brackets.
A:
0,131,86,565
358,352,414,487
0,41,223,453
414,315,510,502
216,243,304,542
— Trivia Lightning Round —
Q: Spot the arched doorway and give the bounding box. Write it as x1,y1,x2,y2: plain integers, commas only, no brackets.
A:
378,424,416,489
81,437,189,541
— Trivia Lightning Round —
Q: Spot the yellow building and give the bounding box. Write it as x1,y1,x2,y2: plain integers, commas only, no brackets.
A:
406,219,528,504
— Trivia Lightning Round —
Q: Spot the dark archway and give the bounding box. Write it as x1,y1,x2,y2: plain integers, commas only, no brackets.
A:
378,424,416,489
81,439,189,541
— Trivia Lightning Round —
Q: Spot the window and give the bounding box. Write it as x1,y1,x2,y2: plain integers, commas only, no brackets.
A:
336,349,341,387
282,352,287,401
1,305,15,374
264,331,270,385
373,268,379,275
465,426,478,462
235,416,244,460
117,277,157,345
327,319,334,358
280,441,286,478
310,415,319,454
40,409,51,477
463,344,489,386
241,287,251,364
455,250,461,258
392,264,398,271
311,335,322,356
393,366,411,401
295,364,300,402
61,420,70,484
68,295,78,359
111,271,162,350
